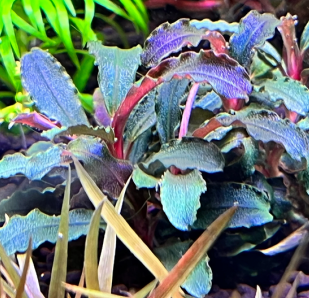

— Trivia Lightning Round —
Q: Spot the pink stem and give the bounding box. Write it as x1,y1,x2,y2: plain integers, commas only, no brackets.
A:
179,83,199,139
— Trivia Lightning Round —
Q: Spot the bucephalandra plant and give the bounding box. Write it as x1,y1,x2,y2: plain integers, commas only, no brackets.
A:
1,9,309,296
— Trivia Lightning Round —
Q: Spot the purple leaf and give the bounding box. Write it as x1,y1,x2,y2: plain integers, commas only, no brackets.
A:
230,10,280,69
93,88,111,127
147,50,252,100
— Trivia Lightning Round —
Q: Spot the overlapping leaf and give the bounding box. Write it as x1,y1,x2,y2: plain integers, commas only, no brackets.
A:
0,144,65,180
193,90,222,112
147,50,252,100
213,107,309,161
125,90,156,142
254,77,309,115
193,183,273,229
142,137,224,173
230,10,280,69
0,208,105,255
141,19,209,68
88,41,142,116
156,79,189,144
154,241,212,297
68,136,132,197
132,165,159,189
21,48,89,127
160,169,206,230
190,19,238,35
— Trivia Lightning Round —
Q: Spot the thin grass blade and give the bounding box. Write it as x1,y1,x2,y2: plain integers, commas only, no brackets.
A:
21,0,38,29
0,278,15,298
133,280,158,298
148,206,237,298
73,54,94,92
17,254,44,298
63,0,76,16
63,282,126,298
0,243,27,298
85,201,104,292
98,176,131,292
15,239,32,298
2,0,20,57
94,0,131,20
75,267,85,298
48,167,71,298
84,0,95,31
72,156,184,298
39,0,61,35
30,0,46,35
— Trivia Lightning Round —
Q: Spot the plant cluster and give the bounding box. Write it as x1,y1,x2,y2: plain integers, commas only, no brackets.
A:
0,9,309,297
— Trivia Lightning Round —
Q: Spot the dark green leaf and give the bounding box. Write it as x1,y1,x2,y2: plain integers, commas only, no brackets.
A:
230,10,280,69
156,79,189,144
68,136,132,197
128,128,152,164
125,90,156,142
193,183,273,229
142,137,224,173
21,48,89,127
154,240,212,297
0,209,105,255
160,169,206,230
88,41,142,116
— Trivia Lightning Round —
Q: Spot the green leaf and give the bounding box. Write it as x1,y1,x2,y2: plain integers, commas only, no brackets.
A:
88,41,142,116
0,36,20,90
73,54,95,91
230,10,280,69
300,20,309,53
21,48,89,127
68,136,132,197
143,137,224,173
0,208,105,255
125,90,156,142
132,165,159,189
160,169,206,230
156,79,189,144
0,144,64,179
94,0,131,21
193,183,273,229
154,241,212,298
255,77,309,116
215,107,309,162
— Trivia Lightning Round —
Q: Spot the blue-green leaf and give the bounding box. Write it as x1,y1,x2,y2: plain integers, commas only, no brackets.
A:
160,169,206,230
132,165,159,189
0,208,106,255
88,41,142,116
215,107,309,162
154,240,212,297
143,137,224,173
190,19,238,35
0,144,65,180
254,77,309,116
193,90,222,112
193,183,273,229
21,48,89,127
156,79,189,144
230,10,280,69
